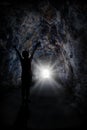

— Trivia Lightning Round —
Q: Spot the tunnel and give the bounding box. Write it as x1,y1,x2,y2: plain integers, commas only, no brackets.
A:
0,0,87,129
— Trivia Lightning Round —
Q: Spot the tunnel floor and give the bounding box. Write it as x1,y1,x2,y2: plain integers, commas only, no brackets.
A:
0,83,86,129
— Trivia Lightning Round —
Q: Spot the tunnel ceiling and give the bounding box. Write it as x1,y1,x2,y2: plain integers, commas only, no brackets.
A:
0,1,87,87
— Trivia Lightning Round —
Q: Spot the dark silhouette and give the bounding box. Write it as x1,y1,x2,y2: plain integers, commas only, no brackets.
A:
13,104,30,129
13,42,40,104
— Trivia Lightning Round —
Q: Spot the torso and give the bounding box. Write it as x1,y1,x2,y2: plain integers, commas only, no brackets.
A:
21,58,32,81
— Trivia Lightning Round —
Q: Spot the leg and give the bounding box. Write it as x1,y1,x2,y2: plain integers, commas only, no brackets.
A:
22,85,25,104
26,85,29,102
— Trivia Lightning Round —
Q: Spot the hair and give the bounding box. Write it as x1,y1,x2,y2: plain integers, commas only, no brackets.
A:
22,50,29,58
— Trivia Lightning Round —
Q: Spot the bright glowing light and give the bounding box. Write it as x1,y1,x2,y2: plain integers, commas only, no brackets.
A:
39,67,52,79
33,60,56,83
31,60,63,93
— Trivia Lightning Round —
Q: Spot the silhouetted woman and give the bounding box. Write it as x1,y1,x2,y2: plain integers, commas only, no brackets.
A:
13,42,40,103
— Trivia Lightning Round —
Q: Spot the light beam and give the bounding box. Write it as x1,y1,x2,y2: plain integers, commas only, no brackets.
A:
33,60,57,83
39,67,52,80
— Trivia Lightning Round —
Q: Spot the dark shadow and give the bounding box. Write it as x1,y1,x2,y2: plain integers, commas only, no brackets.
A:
13,102,30,129
13,42,40,104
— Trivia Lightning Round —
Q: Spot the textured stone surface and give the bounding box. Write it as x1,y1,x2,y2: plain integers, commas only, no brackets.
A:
0,1,87,128
0,1,87,86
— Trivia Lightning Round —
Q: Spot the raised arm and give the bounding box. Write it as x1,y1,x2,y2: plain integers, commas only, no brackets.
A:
13,46,22,61
30,42,40,60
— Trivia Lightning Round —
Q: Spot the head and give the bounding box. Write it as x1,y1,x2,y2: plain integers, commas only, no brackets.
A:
22,50,29,59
